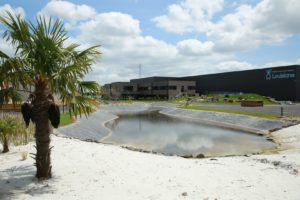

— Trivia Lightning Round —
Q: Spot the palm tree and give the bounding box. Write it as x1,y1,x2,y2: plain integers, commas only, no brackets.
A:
0,51,23,108
0,12,101,180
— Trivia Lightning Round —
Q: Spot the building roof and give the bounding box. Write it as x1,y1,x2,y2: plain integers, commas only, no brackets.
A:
183,65,300,79
130,76,192,83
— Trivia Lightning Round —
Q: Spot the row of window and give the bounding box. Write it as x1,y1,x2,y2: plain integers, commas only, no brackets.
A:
123,85,196,91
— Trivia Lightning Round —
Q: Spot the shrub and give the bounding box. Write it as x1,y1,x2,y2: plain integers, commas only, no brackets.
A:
20,151,28,161
0,116,34,153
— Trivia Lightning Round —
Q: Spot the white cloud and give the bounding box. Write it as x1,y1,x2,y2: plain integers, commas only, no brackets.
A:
263,58,300,68
67,10,235,83
76,12,179,67
208,0,300,52
216,61,257,72
177,39,214,56
0,5,25,56
153,0,300,53
152,0,224,33
78,12,141,44
69,12,182,83
253,0,300,35
0,36,15,56
38,0,96,23
0,4,25,18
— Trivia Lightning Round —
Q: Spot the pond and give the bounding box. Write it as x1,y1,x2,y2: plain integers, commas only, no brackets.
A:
104,112,276,157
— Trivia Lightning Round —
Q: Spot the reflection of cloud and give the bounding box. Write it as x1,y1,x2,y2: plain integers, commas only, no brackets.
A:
105,114,275,156
177,134,214,151
106,115,217,155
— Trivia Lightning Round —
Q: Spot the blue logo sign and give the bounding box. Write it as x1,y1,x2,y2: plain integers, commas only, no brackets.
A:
266,69,272,80
265,69,295,81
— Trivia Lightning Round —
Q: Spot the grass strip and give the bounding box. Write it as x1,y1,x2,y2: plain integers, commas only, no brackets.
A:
60,112,75,127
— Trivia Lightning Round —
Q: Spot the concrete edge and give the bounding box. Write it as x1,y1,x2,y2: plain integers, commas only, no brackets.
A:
98,112,119,142
159,109,268,135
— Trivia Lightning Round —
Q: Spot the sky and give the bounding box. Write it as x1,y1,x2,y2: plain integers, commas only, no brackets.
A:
0,0,300,84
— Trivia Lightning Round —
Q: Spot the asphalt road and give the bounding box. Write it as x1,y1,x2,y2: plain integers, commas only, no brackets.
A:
192,103,300,117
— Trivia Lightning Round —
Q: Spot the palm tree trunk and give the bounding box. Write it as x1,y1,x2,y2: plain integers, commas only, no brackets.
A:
2,136,9,153
32,80,52,179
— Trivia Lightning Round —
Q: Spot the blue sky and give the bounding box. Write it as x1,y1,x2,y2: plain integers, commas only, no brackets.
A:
1,0,300,84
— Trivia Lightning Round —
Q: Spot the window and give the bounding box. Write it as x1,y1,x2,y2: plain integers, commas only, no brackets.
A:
152,86,159,90
123,86,133,92
138,86,148,91
188,86,195,90
168,86,177,90
159,86,167,90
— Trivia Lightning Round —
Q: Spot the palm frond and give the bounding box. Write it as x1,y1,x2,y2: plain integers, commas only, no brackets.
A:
0,11,31,55
69,95,98,118
0,50,10,59
78,81,101,95
0,87,22,105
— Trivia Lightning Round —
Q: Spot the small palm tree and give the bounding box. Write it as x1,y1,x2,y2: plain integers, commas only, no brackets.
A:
0,52,23,107
0,116,19,153
0,119,9,153
0,12,101,179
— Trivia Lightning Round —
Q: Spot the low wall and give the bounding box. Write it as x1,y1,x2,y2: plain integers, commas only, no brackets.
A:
0,104,21,111
241,100,264,107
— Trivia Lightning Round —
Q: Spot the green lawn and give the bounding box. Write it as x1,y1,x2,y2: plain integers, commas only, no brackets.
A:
60,112,75,127
179,105,280,119
60,108,99,127
172,93,275,105
220,93,274,104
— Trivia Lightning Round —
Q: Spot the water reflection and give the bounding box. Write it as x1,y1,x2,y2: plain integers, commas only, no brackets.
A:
104,112,276,157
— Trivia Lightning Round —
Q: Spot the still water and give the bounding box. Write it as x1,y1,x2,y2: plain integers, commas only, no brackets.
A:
104,112,276,157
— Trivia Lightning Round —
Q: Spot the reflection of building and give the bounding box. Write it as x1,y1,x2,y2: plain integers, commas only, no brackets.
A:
102,77,196,99
102,65,300,101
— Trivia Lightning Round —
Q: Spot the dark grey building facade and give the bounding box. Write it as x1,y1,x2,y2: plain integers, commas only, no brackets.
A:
183,65,300,101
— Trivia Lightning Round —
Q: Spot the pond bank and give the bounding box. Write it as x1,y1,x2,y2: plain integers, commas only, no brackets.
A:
58,102,296,142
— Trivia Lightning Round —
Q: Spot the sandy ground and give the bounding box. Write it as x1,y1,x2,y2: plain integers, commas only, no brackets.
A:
0,124,300,200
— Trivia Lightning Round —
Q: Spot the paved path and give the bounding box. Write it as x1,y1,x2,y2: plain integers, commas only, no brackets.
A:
192,103,300,117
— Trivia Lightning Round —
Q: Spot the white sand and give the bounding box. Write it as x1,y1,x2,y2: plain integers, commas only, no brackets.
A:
1,125,300,200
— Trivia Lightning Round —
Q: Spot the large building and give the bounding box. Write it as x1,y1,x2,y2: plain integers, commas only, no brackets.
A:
102,65,300,101
182,65,300,101
102,77,196,99
102,82,138,100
